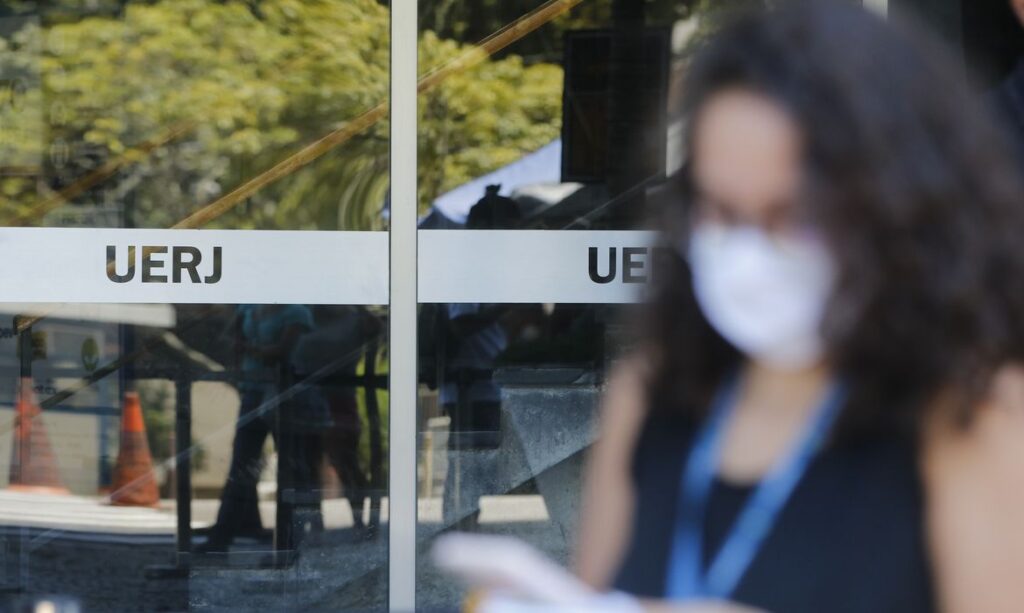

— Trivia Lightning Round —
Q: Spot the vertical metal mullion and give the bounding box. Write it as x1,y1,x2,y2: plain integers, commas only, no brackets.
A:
389,0,418,610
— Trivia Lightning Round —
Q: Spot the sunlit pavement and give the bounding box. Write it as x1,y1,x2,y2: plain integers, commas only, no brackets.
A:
0,489,563,610
0,490,551,536
0,490,191,539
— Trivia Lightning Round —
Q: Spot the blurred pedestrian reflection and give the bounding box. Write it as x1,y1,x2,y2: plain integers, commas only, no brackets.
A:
202,304,314,553
293,305,382,536
439,185,520,528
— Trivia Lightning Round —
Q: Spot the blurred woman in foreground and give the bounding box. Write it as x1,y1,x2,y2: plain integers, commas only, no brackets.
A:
578,2,1024,611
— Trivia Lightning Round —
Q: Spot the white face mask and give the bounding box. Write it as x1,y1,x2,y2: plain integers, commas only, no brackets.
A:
685,222,836,370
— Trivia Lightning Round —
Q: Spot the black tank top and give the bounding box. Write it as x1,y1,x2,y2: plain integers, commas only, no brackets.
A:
613,410,935,612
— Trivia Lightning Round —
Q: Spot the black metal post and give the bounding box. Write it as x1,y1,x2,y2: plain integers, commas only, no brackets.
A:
364,337,383,531
174,376,192,567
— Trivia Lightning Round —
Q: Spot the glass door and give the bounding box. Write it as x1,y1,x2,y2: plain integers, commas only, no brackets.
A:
0,1,391,609
411,0,686,607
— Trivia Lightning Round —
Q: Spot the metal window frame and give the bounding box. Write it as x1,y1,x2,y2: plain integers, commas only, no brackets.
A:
389,0,418,610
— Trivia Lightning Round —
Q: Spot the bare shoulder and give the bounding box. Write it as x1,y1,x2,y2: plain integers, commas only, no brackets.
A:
923,364,1024,613
984,363,1024,421
924,364,1024,476
575,351,654,587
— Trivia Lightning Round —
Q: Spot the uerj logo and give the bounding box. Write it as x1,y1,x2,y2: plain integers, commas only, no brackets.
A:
106,245,222,284
588,246,670,285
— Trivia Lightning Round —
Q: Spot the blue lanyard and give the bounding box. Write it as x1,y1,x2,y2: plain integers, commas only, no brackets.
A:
665,374,848,600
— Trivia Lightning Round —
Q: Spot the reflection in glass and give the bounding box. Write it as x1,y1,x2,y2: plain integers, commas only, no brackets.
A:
0,303,389,610
1,0,391,609
415,0,700,608
1,1,390,231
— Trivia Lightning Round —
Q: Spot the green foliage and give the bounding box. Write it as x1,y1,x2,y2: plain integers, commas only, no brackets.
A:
417,30,563,211
0,0,565,228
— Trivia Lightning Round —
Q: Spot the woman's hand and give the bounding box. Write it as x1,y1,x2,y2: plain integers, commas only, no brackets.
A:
642,599,766,613
470,593,765,613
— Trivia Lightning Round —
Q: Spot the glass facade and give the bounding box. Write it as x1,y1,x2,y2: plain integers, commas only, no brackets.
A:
1,1,390,610
0,0,1016,610
413,2,678,607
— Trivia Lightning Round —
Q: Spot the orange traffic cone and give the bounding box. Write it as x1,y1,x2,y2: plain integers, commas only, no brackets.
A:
8,377,69,495
108,391,159,507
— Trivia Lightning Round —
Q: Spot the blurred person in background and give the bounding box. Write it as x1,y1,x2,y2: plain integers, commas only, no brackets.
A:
203,303,314,553
577,2,1024,612
440,185,521,528
293,305,382,536
994,0,1024,164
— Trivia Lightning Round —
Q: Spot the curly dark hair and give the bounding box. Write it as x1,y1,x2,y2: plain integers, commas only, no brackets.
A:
645,1,1024,438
